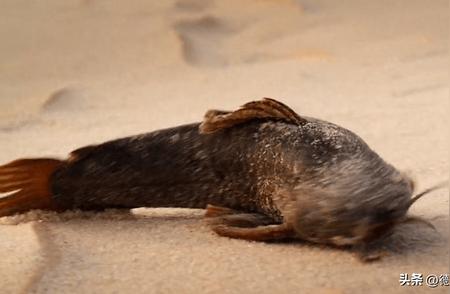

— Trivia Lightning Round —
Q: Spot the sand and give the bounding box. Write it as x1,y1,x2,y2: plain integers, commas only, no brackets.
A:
0,0,448,293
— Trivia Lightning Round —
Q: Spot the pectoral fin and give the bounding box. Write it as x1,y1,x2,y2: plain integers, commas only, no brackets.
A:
205,205,293,241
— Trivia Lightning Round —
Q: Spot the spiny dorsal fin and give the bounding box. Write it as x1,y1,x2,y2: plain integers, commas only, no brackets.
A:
199,98,307,134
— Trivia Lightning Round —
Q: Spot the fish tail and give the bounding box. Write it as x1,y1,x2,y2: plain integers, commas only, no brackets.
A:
0,158,64,217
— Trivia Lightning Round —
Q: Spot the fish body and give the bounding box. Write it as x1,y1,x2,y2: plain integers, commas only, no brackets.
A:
0,98,416,255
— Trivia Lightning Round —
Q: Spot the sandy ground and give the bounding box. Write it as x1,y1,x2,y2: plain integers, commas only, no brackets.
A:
0,0,448,293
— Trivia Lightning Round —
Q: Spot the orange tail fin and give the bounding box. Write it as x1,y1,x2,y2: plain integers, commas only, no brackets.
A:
0,158,63,217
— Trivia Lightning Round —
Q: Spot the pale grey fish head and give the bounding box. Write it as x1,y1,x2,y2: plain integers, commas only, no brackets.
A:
290,151,415,246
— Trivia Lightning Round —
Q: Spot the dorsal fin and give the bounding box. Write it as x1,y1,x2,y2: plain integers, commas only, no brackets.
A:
199,98,307,134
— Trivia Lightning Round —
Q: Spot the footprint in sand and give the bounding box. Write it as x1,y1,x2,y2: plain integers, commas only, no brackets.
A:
172,0,329,67
174,0,210,12
41,87,88,114
174,16,234,67
0,88,88,132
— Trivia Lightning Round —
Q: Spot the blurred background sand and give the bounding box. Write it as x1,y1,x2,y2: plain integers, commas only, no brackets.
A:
0,0,448,293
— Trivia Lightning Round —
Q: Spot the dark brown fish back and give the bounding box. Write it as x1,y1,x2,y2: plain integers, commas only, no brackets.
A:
48,119,299,220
